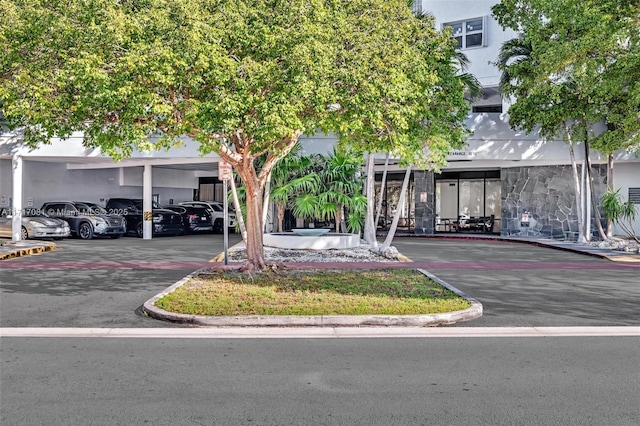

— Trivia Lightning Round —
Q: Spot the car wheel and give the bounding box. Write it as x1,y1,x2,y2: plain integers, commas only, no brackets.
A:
213,219,224,234
136,222,144,238
78,222,94,240
21,226,28,240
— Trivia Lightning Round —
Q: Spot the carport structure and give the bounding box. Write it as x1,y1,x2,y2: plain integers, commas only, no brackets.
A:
0,131,222,241
0,130,335,241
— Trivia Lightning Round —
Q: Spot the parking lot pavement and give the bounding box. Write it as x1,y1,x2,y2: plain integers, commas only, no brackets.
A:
391,236,640,327
0,233,242,328
1,234,639,328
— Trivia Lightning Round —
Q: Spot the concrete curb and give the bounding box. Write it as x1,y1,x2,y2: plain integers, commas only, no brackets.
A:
603,255,640,263
142,268,483,327
522,239,640,263
0,241,57,260
3,326,640,338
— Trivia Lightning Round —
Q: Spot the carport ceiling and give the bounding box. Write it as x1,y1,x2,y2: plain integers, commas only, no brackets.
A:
153,163,218,172
59,156,222,172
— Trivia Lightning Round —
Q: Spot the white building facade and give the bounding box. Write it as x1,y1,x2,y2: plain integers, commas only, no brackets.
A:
388,0,640,239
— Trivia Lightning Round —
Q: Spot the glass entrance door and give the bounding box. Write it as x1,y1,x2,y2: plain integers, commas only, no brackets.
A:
375,175,414,232
435,171,500,233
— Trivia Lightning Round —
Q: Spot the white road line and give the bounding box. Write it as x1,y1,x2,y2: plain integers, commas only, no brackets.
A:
1,327,640,338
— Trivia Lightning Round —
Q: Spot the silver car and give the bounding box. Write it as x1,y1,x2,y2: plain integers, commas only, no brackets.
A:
0,208,71,240
40,202,126,240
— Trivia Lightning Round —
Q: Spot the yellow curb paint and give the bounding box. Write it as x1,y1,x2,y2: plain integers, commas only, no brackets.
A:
606,255,640,263
0,244,56,260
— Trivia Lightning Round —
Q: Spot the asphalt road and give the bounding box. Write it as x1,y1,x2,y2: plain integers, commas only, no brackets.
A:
1,235,639,425
2,336,639,425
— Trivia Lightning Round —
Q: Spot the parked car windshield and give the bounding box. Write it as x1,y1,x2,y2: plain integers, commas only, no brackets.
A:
180,201,234,213
129,200,163,210
87,203,108,214
76,203,108,215
210,202,235,212
164,205,187,213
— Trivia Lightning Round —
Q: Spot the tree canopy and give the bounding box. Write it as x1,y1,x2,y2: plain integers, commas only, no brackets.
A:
1,0,472,268
493,0,640,153
493,0,640,242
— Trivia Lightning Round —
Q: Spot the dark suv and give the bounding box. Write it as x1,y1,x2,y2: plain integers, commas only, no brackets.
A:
40,201,126,240
105,198,183,237
162,205,213,234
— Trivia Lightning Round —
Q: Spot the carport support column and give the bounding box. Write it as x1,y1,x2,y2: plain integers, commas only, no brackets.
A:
11,154,23,241
143,164,153,240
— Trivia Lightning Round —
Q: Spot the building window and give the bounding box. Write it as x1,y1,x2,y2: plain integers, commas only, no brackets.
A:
444,17,486,49
629,188,640,204
471,87,502,113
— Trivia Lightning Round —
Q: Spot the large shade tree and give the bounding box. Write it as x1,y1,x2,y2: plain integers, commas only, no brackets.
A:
493,0,640,242
1,0,471,269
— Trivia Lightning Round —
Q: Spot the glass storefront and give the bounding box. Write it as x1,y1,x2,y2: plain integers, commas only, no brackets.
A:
435,170,501,233
206,169,501,235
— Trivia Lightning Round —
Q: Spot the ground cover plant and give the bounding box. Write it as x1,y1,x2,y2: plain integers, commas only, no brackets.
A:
155,269,471,316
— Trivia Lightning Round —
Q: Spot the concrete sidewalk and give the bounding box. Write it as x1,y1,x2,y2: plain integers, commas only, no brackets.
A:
527,238,640,262
404,233,640,263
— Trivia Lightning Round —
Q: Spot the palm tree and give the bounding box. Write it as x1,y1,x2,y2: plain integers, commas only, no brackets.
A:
317,148,367,233
601,188,639,243
270,146,319,232
495,36,534,94
266,148,367,233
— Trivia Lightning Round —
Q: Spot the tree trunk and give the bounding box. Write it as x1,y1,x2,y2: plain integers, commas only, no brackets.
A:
566,127,586,243
229,174,247,243
606,153,614,238
584,138,607,240
262,172,272,233
218,129,302,269
276,202,285,232
582,159,591,242
363,153,378,249
242,175,266,269
380,165,412,250
374,153,390,230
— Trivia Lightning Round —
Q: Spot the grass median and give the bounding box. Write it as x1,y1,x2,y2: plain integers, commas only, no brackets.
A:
155,269,471,316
